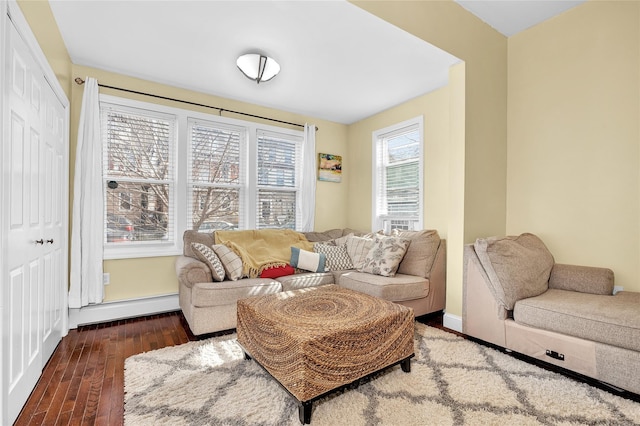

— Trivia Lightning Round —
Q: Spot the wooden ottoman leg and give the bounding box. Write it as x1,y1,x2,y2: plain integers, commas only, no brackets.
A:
299,400,312,424
401,357,411,373
243,351,251,360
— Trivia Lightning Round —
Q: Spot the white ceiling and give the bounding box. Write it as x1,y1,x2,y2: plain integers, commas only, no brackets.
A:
49,1,584,125
455,0,586,37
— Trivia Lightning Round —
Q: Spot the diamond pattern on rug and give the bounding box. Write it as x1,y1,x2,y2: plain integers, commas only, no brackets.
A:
124,323,640,426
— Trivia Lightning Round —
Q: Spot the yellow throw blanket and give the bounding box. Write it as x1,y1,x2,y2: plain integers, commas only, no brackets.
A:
214,229,314,278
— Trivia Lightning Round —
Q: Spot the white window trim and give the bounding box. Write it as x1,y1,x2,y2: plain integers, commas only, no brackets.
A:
101,96,180,260
371,116,424,233
100,94,305,260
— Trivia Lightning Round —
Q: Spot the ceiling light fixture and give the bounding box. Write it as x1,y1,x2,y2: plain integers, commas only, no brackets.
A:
236,53,280,84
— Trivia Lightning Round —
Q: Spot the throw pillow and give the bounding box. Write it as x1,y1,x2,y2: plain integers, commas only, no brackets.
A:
345,236,375,269
212,244,243,281
191,242,225,282
260,264,296,278
474,233,554,311
359,236,410,277
291,247,326,273
314,243,353,271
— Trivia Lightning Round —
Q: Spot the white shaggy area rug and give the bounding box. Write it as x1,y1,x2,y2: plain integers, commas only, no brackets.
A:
124,322,640,425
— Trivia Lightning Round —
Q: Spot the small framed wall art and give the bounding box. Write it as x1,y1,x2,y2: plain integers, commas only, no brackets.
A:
318,153,342,183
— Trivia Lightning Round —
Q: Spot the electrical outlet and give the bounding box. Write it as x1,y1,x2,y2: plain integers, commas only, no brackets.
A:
613,285,623,294
103,273,110,285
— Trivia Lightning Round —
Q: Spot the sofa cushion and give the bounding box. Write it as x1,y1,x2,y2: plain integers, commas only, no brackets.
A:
474,233,554,311
276,272,335,291
212,244,243,281
191,242,225,282
314,243,353,271
338,271,428,302
393,229,440,279
514,289,640,352
191,279,281,307
359,236,410,277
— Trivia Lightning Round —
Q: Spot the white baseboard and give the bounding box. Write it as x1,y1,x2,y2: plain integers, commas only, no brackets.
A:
443,312,462,333
68,293,180,329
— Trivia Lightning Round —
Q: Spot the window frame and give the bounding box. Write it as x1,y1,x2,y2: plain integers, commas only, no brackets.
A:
101,97,179,260
371,116,424,233
100,94,306,260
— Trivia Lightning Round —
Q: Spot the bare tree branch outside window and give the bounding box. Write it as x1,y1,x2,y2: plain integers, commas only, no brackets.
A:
104,111,172,242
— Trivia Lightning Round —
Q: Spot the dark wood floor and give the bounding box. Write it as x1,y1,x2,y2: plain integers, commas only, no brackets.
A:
15,311,447,425
15,310,638,425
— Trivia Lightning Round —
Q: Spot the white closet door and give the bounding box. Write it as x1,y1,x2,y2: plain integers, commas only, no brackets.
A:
3,16,66,424
40,59,65,361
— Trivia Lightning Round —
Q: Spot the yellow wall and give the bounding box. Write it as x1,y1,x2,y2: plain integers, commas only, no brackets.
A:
16,0,71,98
346,85,451,235
507,1,640,292
21,0,508,314
18,0,351,303
29,1,638,315
351,1,507,317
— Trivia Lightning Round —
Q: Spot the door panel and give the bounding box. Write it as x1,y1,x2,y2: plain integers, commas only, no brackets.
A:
3,17,66,423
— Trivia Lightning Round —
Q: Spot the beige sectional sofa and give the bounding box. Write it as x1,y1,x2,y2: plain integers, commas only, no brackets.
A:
463,233,640,395
176,228,446,335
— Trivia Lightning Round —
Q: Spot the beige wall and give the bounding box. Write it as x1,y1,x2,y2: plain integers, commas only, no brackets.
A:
351,1,508,317
507,1,640,292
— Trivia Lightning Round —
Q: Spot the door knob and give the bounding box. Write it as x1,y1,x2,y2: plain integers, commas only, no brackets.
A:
35,239,44,245
46,239,54,244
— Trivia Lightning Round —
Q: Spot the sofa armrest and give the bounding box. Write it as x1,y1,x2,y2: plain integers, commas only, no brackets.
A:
549,264,614,295
175,255,212,289
462,245,508,347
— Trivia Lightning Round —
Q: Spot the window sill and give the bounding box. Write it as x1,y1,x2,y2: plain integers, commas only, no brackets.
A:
103,241,181,260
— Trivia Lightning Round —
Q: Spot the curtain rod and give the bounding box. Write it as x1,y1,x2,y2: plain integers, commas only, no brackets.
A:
74,77,316,131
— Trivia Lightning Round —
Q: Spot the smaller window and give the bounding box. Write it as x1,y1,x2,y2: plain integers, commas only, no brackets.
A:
187,119,244,232
372,117,424,233
255,130,303,230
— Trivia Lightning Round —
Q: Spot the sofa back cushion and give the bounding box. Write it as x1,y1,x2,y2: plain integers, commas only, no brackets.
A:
183,230,215,258
393,229,441,278
474,233,554,311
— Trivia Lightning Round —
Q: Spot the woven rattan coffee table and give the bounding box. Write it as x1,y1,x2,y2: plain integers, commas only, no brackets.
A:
237,284,414,424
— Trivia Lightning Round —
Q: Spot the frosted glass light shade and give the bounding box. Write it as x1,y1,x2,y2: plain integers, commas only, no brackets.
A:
237,53,280,83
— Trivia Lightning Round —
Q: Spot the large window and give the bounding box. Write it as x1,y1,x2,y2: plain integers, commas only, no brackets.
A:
101,95,307,259
372,117,423,232
102,103,176,257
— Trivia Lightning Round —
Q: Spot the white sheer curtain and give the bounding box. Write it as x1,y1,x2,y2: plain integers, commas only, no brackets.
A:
299,124,317,231
69,78,104,308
